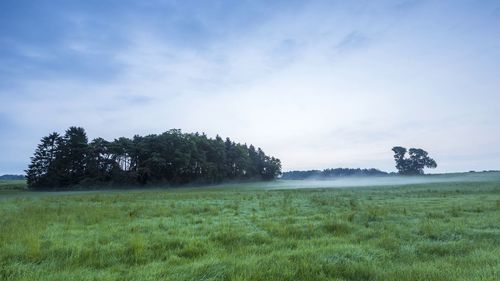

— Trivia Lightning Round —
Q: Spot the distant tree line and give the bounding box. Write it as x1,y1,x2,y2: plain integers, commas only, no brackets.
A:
26,127,281,189
0,174,25,180
281,168,388,180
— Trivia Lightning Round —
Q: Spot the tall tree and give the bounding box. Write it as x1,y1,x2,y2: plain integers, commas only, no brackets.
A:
27,127,282,188
58,127,89,185
261,156,282,180
392,146,437,175
392,146,409,174
25,132,63,188
86,137,114,182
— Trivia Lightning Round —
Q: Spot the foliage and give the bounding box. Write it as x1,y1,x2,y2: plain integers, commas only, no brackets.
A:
25,127,282,189
281,168,388,179
26,132,63,187
392,146,437,175
0,176,499,280
0,175,25,180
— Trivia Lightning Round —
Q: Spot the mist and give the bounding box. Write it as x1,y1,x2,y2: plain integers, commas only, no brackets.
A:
262,172,500,190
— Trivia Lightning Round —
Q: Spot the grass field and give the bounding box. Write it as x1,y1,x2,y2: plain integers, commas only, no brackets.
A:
0,180,26,191
0,175,499,280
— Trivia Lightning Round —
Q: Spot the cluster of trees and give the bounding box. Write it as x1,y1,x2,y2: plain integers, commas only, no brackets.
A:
0,174,25,180
392,146,437,175
281,168,388,180
26,127,281,189
283,146,438,179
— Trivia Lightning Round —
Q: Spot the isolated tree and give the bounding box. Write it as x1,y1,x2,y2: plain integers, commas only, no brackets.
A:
392,146,408,174
392,146,437,175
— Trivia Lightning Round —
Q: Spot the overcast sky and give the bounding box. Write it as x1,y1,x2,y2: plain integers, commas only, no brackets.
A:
1,0,500,174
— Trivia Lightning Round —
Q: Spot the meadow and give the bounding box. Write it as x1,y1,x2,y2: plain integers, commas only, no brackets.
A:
0,180,26,191
0,174,499,281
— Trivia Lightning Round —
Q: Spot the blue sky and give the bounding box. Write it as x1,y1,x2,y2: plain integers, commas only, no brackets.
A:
1,0,500,174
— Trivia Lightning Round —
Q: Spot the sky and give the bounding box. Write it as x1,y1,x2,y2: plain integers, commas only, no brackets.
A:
1,0,500,174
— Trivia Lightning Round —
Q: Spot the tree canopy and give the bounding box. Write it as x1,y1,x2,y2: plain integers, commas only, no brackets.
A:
26,127,281,189
392,146,437,175
281,168,388,180
0,174,25,180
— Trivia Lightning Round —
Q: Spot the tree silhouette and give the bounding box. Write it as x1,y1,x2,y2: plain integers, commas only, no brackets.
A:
25,132,63,187
26,127,281,189
392,146,437,175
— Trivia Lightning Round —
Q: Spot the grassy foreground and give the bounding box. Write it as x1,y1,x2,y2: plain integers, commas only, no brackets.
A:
0,180,26,190
0,177,499,280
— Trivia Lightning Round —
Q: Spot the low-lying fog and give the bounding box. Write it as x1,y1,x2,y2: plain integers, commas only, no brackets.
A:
262,172,499,190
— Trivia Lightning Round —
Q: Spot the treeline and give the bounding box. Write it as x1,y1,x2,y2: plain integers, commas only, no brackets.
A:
281,168,388,180
0,174,25,180
26,127,281,189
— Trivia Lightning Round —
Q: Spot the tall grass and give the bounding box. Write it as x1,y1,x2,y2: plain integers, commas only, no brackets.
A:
0,179,499,280
0,180,26,190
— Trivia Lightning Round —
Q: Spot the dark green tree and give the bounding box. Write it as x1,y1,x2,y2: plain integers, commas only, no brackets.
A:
208,135,227,182
25,132,63,188
27,127,281,188
86,137,114,182
109,136,135,183
261,156,282,180
392,146,437,175
58,127,89,185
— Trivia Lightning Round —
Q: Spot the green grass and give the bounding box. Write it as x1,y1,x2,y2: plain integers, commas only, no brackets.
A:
0,176,499,280
0,180,27,191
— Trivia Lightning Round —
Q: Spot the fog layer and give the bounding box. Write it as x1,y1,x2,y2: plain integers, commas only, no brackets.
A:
263,172,500,190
